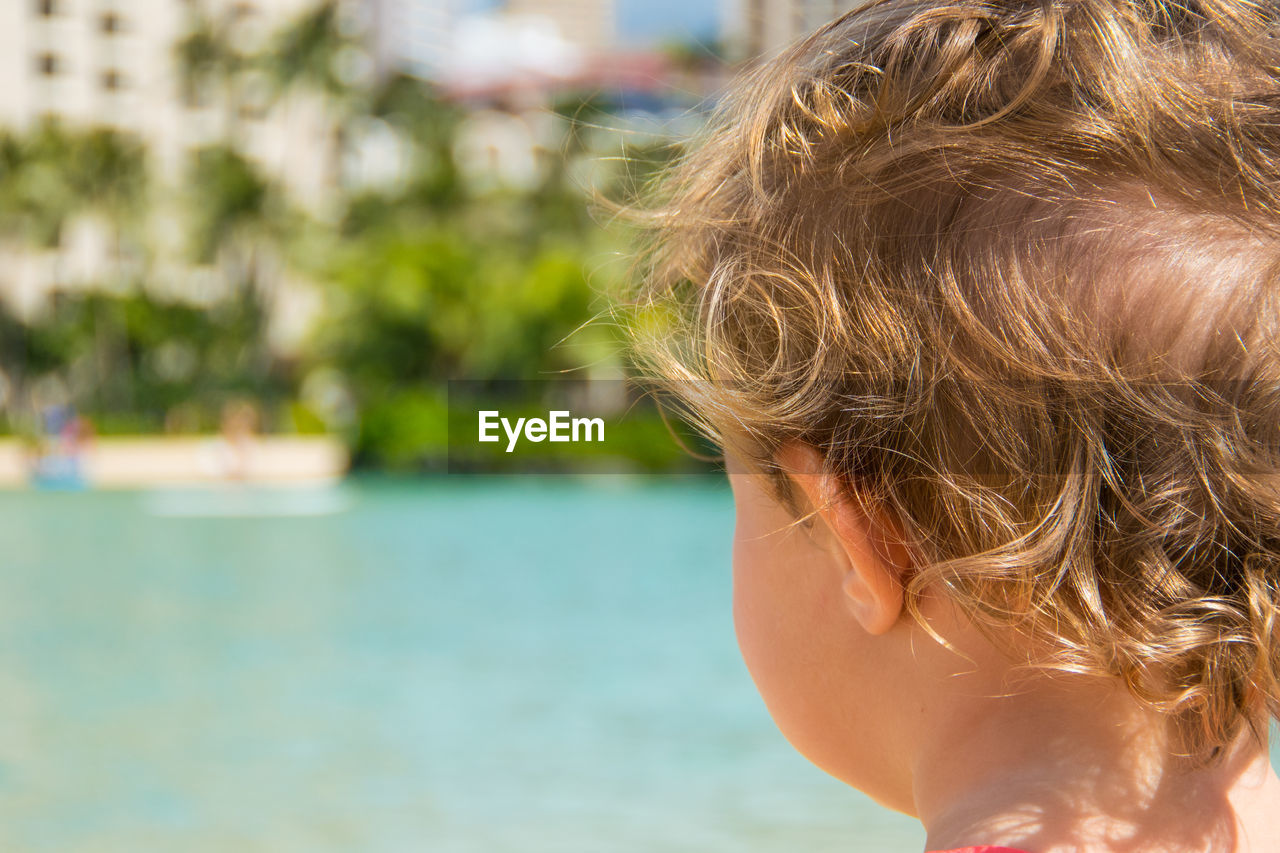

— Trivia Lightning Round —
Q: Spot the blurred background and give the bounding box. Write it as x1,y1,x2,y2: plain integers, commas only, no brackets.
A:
0,0,933,850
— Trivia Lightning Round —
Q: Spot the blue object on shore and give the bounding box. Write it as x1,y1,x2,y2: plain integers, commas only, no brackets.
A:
29,453,87,491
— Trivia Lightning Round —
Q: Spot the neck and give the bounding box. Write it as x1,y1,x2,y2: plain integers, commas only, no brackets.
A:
912,679,1280,852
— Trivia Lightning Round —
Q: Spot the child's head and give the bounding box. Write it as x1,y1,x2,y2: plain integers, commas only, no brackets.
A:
632,0,1280,815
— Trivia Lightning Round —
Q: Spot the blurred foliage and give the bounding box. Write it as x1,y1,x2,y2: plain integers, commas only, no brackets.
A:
0,288,286,434
0,1,713,472
268,0,351,100
0,122,148,249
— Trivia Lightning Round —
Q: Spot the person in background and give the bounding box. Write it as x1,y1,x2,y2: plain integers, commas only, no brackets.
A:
205,399,261,481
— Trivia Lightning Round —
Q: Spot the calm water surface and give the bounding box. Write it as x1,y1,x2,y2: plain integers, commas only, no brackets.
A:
0,477,926,851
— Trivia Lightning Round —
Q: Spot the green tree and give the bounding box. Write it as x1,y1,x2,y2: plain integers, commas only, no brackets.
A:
173,5,254,145
267,0,351,100
267,0,363,191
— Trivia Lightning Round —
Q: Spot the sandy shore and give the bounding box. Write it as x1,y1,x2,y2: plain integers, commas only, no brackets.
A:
0,435,349,489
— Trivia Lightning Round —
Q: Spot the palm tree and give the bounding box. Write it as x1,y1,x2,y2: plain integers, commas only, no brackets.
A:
266,0,363,188
173,5,252,146
186,144,282,373
268,0,350,99
12,120,82,250
0,123,150,417
68,128,147,253
66,129,149,411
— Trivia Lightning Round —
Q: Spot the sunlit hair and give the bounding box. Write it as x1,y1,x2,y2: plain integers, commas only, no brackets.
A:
628,0,1280,759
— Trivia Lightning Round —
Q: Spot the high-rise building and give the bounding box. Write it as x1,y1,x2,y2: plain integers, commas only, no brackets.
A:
0,0,343,209
0,0,357,335
502,0,614,52
366,0,460,80
367,0,615,87
727,0,851,61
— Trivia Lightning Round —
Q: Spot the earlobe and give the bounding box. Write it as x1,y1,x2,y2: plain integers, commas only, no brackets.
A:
776,443,907,636
839,552,903,636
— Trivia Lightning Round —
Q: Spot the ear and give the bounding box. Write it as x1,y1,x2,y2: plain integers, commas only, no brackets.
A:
775,443,908,636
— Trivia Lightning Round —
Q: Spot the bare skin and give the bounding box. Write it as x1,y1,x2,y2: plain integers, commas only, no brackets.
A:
727,445,1280,853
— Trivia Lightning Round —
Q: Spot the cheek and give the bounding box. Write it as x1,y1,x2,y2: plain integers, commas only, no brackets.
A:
729,480,849,753
730,520,776,685
725,469,920,811
731,520,831,695
727,473,907,798
731,511,807,687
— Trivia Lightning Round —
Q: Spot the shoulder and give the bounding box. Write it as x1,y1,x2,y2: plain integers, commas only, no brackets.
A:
929,847,1035,853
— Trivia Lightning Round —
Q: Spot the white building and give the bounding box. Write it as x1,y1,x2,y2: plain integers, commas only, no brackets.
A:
725,0,852,61
367,0,614,86
366,0,459,80
502,0,614,53
0,0,352,342
0,0,344,210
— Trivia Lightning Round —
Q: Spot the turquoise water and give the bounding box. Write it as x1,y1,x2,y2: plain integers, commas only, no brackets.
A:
0,478,926,852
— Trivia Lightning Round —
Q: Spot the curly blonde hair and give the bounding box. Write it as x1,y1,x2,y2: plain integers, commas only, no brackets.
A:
630,0,1280,759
